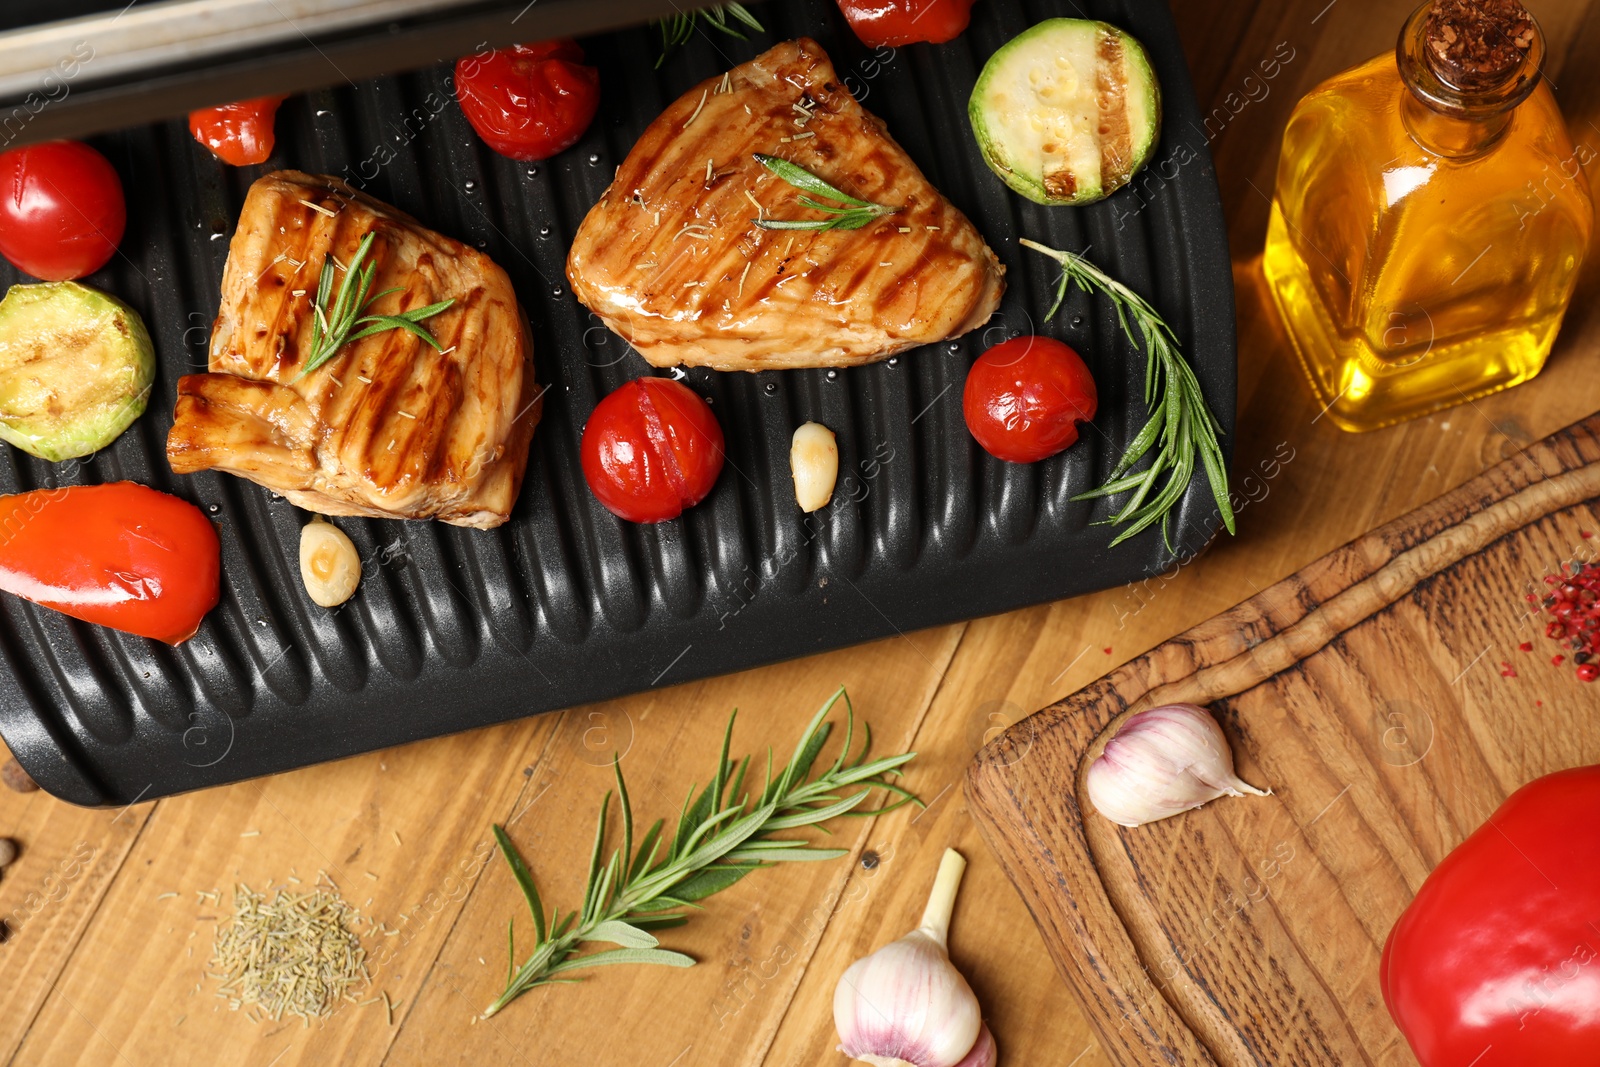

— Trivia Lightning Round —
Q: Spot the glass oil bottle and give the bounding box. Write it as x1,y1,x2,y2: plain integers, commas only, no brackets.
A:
1264,0,1593,431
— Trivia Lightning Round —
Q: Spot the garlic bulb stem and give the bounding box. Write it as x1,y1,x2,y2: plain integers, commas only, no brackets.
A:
918,848,967,946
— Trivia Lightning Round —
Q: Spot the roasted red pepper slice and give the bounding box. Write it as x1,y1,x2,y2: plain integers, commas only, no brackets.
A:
836,0,978,47
1382,765,1600,1065
0,483,219,643
189,95,288,167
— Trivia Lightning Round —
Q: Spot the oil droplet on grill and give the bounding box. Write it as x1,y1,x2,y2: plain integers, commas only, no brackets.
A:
588,153,601,165
552,285,564,297
464,180,476,191
539,226,551,237
526,167,539,178
825,369,839,382
763,382,778,395
886,356,899,367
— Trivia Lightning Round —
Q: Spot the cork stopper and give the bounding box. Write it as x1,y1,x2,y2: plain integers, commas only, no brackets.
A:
1424,0,1536,90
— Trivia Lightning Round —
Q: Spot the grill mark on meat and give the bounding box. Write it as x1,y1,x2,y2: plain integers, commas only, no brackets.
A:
167,171,536,528
567,39,1002,372
428,294,477,484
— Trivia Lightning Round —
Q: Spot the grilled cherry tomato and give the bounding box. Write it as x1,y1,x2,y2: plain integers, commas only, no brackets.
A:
189,95,288,166
0,141,125,281
836,0,978,47
963,335,1098,463
454,39,600,161
0,482,220,644
581,378,725,523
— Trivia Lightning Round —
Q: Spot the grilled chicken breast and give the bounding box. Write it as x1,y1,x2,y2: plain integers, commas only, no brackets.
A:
567,38,1004,371
167,172,539,529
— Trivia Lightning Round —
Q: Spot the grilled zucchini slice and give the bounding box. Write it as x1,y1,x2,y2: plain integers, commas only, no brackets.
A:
970,19,1162,205
0,282,155,462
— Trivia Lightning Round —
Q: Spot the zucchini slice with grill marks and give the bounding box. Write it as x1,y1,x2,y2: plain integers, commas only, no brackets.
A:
0,282,154,462
970,19,1162,206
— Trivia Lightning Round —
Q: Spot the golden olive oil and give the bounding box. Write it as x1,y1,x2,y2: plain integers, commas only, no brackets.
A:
1264,1,1592,431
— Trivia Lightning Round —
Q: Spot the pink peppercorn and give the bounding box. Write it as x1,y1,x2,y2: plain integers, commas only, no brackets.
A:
1538,560,1600,684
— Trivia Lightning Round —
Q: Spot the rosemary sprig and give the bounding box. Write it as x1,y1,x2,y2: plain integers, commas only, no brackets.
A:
655,3,765,68
751,154,899,232
297,231,454,379
484,686,919,1017
1020,238,1234,549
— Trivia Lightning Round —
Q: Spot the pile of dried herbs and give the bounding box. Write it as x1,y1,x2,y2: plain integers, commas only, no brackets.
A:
209,881,372,1024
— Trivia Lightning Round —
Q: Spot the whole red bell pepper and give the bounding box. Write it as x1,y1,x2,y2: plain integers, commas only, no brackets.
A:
0,482,220,643
1382,765,1600,1065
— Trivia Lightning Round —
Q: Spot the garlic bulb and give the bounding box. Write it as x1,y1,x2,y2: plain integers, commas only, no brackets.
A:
1086,703,1270,828
834,849,997,1067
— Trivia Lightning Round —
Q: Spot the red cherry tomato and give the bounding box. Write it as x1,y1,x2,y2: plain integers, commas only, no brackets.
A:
0,482,220,644
581,378,725,523
963,335,1098,463
454,39,600,161
189,95,288,166
0,141,126,281
836,0,977,47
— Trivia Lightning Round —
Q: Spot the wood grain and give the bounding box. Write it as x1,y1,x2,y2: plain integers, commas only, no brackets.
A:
968,416,1600,1067
2,0,1600,1064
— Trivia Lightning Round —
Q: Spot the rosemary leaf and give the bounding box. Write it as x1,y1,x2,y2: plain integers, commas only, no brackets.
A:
670,865,758,902
492,825,547,943
482,686,919,1018
751,154,898,232
1019,238,1235,549
655,3,765,68
296,231,454,379
587,920,659,949
724,2,764,32
722,845,849,863
626,914,691,932
757,156,877,208
542,947,695,977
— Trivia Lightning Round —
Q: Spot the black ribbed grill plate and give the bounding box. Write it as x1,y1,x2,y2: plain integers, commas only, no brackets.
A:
0,0,1234,805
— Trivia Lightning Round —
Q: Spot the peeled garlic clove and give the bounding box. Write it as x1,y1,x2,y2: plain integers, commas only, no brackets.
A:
1085,703,1270,828
834,849,994,1067
299,518,361,607
790,421,838,512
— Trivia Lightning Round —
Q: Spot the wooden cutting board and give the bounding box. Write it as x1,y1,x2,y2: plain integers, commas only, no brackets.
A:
966,412,1600,1067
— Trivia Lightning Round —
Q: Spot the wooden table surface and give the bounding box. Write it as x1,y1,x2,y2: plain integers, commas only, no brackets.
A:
3,1,1599,1064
